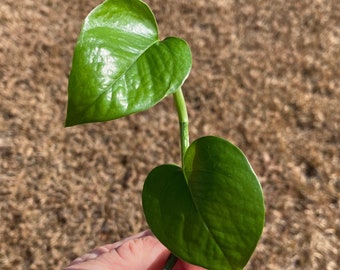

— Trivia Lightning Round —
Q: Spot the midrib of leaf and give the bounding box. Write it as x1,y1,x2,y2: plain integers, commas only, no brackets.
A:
183,170,233,269
77,37,160,123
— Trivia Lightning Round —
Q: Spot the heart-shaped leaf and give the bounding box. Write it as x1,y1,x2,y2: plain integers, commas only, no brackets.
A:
142,136,265,269
65,0,192,126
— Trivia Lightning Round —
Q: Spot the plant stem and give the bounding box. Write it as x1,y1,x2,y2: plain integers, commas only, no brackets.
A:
163,88,189,270
163,253,178,270
173,88,189,166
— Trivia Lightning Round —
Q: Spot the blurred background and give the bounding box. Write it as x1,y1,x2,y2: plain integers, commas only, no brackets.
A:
0,0,339,269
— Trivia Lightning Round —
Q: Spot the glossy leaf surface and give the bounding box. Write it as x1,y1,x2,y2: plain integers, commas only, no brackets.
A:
65,0,192,126
143,136,265,269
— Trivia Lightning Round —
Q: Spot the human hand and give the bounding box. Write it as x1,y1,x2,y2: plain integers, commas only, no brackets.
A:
63,230,205,270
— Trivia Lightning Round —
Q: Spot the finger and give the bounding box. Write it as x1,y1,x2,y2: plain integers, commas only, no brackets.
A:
63,232,170,270
66,230,152,266
174,259,206,270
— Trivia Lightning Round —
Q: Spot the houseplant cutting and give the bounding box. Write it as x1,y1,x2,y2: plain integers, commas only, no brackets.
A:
65,0,265,269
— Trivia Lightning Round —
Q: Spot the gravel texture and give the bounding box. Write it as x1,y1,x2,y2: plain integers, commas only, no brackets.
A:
0,0,339,269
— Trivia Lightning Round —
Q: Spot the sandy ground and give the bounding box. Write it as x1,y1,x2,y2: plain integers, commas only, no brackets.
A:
0,0,339,269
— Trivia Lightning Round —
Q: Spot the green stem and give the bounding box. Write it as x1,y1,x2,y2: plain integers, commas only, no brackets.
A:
163,253,178,270
173,88,189,166
163,88,189,270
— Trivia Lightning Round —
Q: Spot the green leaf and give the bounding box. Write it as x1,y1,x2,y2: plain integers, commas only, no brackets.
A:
142,136,265,269
65,0,192,126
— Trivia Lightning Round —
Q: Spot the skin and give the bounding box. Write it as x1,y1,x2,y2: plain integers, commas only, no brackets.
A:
64,230,205,270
